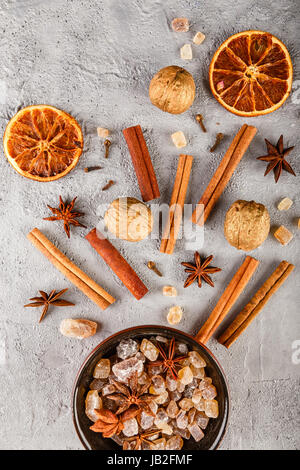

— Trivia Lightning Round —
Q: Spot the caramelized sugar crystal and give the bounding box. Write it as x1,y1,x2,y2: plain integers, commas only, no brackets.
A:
188,422,204,442
201,384,217,400
277,197,293,211
93,358,111,379
194,398,206,412
151,375,166,393
163,285,177,297
171,18,189,32
179,398,194,411
117,338,139,359
199,377,212,390
166,400,179,418
151,437,167,450
193,32,205,45
97,127,110,138
155,408,169,423
166,371,177,391
140,411,154,429
180,44,193,60
190,364,205,379
154,390,169,404
204,399,219,418
195,411,210,429
140,339,159,361
176,410,188,429
166,435,184,450
274,225,293,245
167,305,183,325
85,390,102,422
60,318,97,339
188,351,206,368
112,357,144,381
155,421,173,435
123,418,138,437
178,366,193,385
192,388,202,405
171,131,187,149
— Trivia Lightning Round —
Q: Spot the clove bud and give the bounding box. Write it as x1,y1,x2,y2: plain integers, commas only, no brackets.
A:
104,139,111,158
210,133,224,152
84,166,102,173
196,114,207,133
147,261,162,277
102,180,115,191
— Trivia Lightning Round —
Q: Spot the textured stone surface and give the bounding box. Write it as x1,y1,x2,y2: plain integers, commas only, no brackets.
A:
0,0,299,450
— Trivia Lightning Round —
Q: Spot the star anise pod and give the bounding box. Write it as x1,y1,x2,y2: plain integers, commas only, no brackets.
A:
257,135,296,183
149,337,187,380
107,373,154,416
24,288,74,323
181,252,221,288
123,429,161,450
43,195,86,238
90,408,137,438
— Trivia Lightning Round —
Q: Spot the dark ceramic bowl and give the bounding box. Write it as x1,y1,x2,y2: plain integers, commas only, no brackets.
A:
72,325,229,450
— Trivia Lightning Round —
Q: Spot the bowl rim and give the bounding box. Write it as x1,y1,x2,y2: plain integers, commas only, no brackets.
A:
72,324,230,450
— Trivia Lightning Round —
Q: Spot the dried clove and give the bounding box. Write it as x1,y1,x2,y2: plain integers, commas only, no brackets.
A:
84,166,102,173
210,133,224,152
102,180,115,191
104,139,111,158
196,114,207,133
147,261,162,277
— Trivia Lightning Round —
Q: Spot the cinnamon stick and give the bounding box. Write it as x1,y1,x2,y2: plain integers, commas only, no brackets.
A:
27,228,115,310
191,124,257,225
86,228,148,300
123,125,160,202
195,256,259,344
218,261,295,348
160,154,193,255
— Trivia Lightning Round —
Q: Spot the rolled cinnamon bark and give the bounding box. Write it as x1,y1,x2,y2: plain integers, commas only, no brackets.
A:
86,228,148,300
195,256,260,344
160,154,193,255
123,125,160,202
218,260,295,348
191,124,257,225
27,228,115,310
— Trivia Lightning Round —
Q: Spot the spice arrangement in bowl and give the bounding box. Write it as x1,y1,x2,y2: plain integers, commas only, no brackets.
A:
85,335,219,450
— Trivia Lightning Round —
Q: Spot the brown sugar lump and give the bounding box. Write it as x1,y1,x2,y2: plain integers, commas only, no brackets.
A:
274,225,293,245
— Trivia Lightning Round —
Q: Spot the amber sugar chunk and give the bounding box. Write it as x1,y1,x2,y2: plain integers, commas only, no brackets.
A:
171,131,187,148
171,18,189,32
274,225,293,245
277,197,293,211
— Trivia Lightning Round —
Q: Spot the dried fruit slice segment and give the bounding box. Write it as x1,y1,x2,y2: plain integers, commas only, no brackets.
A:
3,105,83,181
209,31,293,116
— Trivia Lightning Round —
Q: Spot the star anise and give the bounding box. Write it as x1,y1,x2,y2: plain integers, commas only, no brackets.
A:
107,373,154,416
123,429,161,450
43,195,86,238
257,135,295,183
24,288,74,323
149,337,187,380
90,408,137,438
181,252,221,288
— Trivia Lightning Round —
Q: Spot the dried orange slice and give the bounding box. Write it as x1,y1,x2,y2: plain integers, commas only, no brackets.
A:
209,31,293,116
3,105,83,181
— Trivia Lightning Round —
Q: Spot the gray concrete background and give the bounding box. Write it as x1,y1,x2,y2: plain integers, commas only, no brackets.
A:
0,0,299,450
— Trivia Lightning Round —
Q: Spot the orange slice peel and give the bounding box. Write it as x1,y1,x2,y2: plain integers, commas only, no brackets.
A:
3,105,83,181
209,31,293,116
